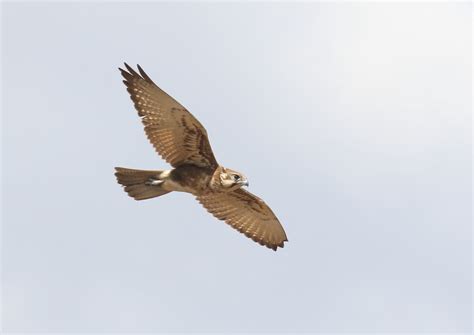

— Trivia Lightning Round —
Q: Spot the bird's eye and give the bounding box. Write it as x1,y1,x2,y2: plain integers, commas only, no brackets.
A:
233,175,240,181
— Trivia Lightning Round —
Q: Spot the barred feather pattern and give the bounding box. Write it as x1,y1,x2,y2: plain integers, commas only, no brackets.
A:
197,189,288,251
120,63,218,169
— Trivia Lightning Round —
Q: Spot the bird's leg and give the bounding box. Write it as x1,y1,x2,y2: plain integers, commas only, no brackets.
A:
145,178,163,186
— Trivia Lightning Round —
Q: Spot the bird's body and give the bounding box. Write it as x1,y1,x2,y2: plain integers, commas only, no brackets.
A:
115,63,288,251
165,165,214,194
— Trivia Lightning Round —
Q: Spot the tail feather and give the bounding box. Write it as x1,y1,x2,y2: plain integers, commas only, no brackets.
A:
115,167,170,200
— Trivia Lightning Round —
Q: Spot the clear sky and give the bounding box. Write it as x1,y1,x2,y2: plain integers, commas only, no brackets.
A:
2,1,471,333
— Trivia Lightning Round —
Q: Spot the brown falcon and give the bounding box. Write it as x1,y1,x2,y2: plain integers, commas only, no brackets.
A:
115,63,288,251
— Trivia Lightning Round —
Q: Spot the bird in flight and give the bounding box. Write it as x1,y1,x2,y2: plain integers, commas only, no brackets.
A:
115,63,288,251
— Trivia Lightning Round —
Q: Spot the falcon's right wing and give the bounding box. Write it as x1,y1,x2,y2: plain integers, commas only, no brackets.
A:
120,63,218,169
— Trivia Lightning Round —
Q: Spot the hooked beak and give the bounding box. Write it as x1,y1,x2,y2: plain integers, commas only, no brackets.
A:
241,180,249,187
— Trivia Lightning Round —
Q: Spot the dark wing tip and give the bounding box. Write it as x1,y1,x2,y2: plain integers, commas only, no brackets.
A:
124,62,138,75
137,64,155,84
120,62,155,85
119,62,139,79
267,241,286,251
119,67,133,82
269,238,287,251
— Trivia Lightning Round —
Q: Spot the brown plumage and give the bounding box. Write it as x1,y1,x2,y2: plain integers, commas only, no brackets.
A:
115,63,288,251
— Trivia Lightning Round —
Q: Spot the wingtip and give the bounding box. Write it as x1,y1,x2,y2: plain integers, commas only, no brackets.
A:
119,66,132,82
277,240,286,249
119,62,130,73
137,63,145,75
124,62,133,72
269,240,287,251
137,64,155,84
119,62,154,84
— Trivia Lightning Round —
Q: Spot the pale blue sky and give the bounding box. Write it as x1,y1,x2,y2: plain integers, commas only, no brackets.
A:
2,1,472,333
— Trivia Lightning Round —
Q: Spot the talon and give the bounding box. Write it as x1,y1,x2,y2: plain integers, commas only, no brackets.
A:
145,178,163,186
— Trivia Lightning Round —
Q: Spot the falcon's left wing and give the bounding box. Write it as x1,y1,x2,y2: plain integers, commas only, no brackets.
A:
197,189,288,250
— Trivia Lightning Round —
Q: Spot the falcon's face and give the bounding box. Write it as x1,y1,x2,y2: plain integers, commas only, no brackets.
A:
220,168,249,190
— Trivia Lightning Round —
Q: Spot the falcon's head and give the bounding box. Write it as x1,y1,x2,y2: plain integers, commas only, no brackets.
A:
219,167,249,190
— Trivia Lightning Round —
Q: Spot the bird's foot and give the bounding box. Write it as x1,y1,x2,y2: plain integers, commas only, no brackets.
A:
145,178,163,186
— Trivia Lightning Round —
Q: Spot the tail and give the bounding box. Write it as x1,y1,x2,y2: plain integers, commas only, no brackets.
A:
114,167,171,200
